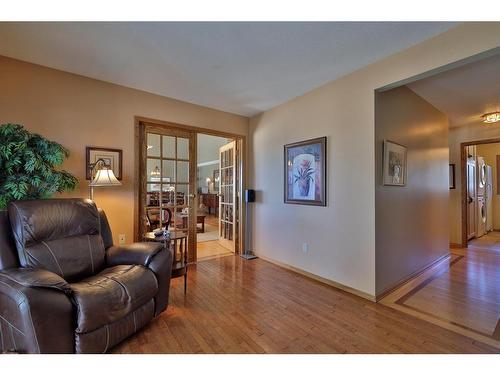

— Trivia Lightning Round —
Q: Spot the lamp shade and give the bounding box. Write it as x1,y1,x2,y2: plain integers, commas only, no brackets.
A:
89,168,122,187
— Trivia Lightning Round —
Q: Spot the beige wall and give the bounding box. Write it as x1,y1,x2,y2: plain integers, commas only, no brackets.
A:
250,23,500,298
375,86,449,295
449,122,500,244
0,56,248,245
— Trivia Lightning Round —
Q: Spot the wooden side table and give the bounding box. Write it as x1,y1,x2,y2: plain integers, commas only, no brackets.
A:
143,231,188,293
180,214,206,233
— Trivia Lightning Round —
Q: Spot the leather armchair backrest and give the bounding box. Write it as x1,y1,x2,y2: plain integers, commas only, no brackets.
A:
98,208,114,249
8,198,105,281
0,210,19,270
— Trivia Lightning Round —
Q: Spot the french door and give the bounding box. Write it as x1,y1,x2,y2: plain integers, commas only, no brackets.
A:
138,124,197,262
219,141,237,252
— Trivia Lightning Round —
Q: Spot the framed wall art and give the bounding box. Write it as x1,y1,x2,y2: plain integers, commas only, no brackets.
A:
449,163,456,189
382,140,407,186
86,146,123,180
284,136,326,206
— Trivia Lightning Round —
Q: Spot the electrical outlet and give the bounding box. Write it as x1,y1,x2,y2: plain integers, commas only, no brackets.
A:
119,234,126,245
302,243,309,254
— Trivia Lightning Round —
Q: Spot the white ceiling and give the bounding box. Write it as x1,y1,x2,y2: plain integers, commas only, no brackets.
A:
0,22,458,116
408,53,500,128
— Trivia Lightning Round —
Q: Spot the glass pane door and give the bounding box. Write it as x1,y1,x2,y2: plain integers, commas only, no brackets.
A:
219,141,236,252
142,126,197,262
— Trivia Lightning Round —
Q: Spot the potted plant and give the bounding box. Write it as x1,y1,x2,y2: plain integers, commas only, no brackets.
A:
294,159,315,197
0,123,78,209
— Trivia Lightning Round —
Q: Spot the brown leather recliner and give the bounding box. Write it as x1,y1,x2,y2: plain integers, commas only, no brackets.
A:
0,198,173,353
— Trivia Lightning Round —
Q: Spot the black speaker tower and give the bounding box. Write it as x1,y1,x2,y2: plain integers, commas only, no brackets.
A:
241,189,258,260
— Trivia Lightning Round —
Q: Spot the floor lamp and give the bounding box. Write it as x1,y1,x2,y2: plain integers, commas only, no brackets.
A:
88,158,122,200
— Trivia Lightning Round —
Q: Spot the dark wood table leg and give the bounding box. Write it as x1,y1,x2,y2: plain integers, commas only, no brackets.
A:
184,271,187,294
183,237,187,294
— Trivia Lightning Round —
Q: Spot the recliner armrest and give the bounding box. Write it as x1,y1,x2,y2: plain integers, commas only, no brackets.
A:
0,268,71,294
0,268,74,353
105,242,173,317
106,242,165,267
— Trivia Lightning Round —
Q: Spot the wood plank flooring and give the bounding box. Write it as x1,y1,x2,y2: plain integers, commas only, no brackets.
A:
381,233,500,350
197,214,234,260
112,255,498,353
197,240,233,261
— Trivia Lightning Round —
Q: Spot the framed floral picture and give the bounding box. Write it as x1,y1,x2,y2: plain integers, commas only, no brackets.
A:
382,140,407,186
284,137,327,206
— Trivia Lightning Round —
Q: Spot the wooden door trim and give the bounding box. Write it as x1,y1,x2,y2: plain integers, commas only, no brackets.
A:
136,116,246,140
136,122,197,260
460,137,500,248
134,116,247,259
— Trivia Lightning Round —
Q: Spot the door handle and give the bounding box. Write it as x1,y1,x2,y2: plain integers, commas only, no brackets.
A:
188,194,196,198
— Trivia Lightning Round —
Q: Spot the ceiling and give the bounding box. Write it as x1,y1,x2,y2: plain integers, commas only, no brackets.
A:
408,52,500,128
0,22,458,116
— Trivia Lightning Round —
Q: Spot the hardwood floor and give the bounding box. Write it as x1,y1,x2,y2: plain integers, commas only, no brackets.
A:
197,213,235,260
112,255,498,353
197,240,233,260
468,230,500,252
381,234,500,350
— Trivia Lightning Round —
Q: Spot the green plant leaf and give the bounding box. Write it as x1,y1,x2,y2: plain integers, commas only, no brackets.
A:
0,123,78,209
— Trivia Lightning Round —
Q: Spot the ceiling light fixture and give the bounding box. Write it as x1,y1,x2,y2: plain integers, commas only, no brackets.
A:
482,111,500,124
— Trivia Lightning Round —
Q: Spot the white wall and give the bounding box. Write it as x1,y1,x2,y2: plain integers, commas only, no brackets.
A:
250,23,500,298
197,133,230,164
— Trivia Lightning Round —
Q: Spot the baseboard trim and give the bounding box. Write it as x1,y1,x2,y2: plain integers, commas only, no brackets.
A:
449,242,463,249
255,253,376,302
375,253,451,302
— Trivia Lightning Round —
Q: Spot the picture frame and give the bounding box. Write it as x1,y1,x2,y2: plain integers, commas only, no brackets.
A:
213,169,220,192
86,146,123,180
449,164,456,189
284,136,327,206
382,140,407,186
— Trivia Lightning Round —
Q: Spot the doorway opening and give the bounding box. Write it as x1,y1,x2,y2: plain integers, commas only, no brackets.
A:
197,134,239,260
134,117,245,264
376,48,500,348
460,139,500,248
